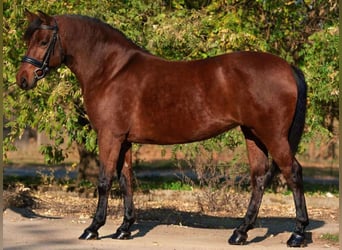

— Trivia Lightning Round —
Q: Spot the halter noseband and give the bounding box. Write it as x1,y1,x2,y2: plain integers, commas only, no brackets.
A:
22,21,63,81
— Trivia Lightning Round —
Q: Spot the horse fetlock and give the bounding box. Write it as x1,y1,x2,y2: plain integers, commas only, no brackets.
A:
286,232,306,247
79,229,99,240
118,218,135,232
228,229,248,245
125,213,136,225
112,218,135,240
112,228,132,240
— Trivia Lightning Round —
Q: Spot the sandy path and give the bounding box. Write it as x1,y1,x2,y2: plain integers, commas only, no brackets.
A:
4,206,339,250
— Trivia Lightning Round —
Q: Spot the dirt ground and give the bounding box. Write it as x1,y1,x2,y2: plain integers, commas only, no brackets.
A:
3,143,339,249
3,188,339,250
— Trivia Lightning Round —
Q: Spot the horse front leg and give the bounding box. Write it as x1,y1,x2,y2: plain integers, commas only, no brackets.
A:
112,142,136,239
79,135,122,240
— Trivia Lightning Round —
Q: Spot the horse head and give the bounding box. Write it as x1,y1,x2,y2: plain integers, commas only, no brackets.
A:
16,9,64,90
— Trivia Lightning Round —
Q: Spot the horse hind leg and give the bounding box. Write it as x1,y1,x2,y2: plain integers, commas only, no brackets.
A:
284,158,309,247
267,137,309,247
229,127,278,245
112,142,136,239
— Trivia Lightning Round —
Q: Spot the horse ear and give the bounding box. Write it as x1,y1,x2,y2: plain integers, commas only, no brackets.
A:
37,10,53,24
24,9,39,22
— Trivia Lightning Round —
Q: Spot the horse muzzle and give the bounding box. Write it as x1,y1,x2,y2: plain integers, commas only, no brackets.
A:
17,75,38,90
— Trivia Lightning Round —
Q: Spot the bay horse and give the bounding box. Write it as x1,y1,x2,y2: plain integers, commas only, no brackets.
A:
16,10,309,247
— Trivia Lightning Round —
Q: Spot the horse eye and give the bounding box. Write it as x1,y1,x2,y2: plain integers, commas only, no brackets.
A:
40,40,49,47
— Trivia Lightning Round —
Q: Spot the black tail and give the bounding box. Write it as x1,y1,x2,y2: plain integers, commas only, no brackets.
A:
289,66,307,155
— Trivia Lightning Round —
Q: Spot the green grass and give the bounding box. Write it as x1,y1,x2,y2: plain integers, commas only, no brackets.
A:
320,233,339,243
304,183,339,196
265,182,339,197
135,177,194,191
4,163,339,196
162,181,193,191
5,173,339,195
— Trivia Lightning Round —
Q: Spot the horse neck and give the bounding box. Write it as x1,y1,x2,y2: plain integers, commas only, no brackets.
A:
57,15,140,92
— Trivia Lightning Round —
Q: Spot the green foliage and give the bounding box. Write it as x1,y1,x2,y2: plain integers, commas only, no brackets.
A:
3,0,338,170
301,27,339,139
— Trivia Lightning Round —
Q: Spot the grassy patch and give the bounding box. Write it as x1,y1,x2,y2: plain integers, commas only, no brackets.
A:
320,233,339,243
266,183,339,197
162,181,193,191
3,175,43,189
4,162,339,196
5,173,339,195
304,183,339,196
135,177,194,191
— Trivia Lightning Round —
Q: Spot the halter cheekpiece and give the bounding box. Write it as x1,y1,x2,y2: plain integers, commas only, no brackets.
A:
21,20,61,81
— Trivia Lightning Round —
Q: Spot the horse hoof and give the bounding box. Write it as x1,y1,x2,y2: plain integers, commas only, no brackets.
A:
79,229,99,240
112,229,131,240
228,229,248,245
287,232,306,247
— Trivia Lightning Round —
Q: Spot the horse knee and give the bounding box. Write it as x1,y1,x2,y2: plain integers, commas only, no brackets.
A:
281,159,304,189
252,175,266,191
251,163,276,191
98,176,112,194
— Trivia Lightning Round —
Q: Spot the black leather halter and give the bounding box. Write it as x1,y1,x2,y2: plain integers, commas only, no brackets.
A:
22,21,62,81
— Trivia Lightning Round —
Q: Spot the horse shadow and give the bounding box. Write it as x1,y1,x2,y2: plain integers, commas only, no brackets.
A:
5,206,62,220
101,207,323,245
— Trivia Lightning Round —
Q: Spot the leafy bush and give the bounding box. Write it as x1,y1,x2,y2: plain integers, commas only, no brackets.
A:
3,0,338,186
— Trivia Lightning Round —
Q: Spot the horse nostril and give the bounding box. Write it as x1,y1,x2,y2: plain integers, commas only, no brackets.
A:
20,77,28,89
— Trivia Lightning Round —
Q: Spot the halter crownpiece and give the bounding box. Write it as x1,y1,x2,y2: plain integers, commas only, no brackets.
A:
21,20,62,81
